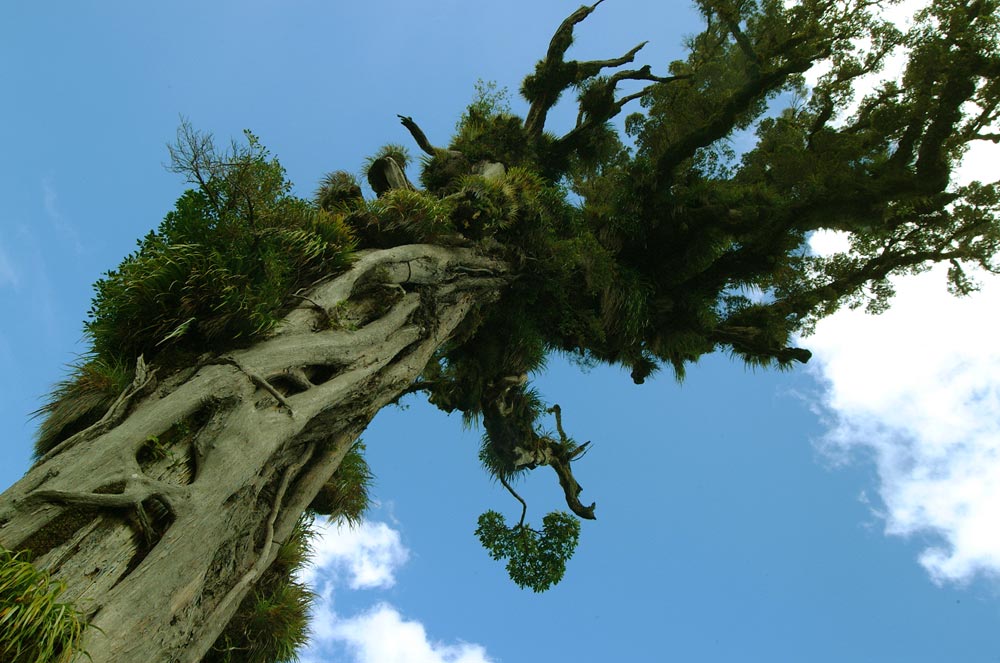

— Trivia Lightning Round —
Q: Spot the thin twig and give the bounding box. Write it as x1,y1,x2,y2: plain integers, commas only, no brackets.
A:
499,474,528,529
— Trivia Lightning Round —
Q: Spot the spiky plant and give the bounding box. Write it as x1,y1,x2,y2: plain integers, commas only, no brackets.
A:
0,547,91,663
308,442,374,526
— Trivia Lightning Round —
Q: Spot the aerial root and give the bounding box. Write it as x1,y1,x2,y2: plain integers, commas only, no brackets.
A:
219,356,295,415
29,484,175,545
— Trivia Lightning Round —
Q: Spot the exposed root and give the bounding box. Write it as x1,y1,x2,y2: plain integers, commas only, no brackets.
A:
29,481,181,545
289,293,333,329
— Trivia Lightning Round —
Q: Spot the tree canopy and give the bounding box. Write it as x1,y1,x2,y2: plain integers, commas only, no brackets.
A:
10,0,1000,660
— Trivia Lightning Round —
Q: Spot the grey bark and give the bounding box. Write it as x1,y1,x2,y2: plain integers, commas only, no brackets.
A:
0,243,509,663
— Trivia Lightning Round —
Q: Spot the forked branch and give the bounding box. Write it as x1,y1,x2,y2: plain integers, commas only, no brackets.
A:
523,1,653,138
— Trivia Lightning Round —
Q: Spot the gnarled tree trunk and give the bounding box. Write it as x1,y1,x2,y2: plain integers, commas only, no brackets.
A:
0,244,509,663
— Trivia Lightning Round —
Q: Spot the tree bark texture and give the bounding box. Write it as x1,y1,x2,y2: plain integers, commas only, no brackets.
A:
0,244,509,662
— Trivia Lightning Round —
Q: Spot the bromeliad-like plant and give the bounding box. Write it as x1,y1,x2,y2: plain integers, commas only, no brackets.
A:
0,546,91,663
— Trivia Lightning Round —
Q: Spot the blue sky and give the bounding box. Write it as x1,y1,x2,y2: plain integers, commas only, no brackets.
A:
2,2,1000,662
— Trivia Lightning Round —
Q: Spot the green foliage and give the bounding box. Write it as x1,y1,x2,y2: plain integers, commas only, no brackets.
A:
475,510,580,592
308,442,374,526
364,143,412,173
346,188,455,247
403,0,1000,591
0,546,91,663
86,121,355,364
32,356,132,458
458,79,512,129
315,171,364,212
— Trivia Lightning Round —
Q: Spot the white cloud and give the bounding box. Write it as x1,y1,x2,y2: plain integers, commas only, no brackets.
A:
328,604,495,663
800,2,1000,582
298,518,495,663
806,266,1000,584
807,229,851,256
300,519,409,590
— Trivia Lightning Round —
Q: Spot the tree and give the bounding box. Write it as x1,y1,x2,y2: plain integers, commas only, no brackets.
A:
1,0,998,660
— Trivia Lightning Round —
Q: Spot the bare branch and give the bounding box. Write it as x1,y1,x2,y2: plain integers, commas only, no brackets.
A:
397,115,439,156
499,474,528,529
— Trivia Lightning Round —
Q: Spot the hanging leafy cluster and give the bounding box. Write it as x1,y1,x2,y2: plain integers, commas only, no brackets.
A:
475,510,580,593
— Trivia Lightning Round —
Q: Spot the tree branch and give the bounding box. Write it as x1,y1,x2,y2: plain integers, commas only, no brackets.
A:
523,1,650,138
499,474,528,529
397,115,439,157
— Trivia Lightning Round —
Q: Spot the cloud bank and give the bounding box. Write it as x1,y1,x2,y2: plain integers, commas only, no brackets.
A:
299,519,495,663
807,262,1000,584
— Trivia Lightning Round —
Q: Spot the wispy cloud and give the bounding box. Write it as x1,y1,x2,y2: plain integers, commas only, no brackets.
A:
0,241,19,289
41,177,84,254
806,265,1000,584
299,518,495,663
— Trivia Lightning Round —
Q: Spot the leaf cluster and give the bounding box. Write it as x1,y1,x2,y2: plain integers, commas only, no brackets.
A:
307,442,374,526
475,510,580,592
204,516,314,663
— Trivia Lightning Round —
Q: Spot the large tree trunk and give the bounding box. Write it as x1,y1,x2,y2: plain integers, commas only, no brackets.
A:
0,244,508,663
